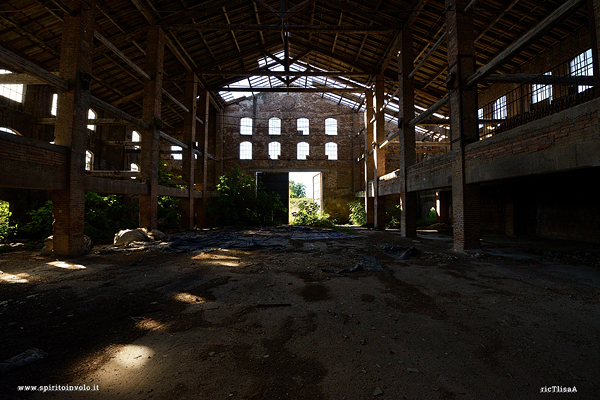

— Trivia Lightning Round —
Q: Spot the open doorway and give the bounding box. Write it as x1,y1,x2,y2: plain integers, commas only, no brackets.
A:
289,171,322,223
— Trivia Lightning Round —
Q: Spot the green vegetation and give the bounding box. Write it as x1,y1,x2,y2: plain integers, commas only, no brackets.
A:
210,165,286,226
291,199,335,228
289,180,306,198
417,207,438,226
347,199,366,226
386,203,403,229
0,200,18,241
20,200,53,239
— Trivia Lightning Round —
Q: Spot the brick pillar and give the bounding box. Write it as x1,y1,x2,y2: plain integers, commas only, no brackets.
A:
52,0,95,257
589,0,600,96
437,190,450,224
364,89,375,226
139,26,164,230
216,108,224,178
181,71,198,230
398,27,417,238
374,74,386,230
446,0,480,251
195,88,209,227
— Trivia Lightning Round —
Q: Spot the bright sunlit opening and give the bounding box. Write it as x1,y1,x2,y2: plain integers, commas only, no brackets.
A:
47,261,86,270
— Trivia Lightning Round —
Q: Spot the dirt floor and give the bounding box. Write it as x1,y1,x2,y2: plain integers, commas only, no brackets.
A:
0,226,599,400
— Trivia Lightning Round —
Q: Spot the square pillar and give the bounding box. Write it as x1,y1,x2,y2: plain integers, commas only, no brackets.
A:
52,0,95,257
195,88,209,227
398,27,418,238
364,89,375,226
139,26,164,230
181,71,198,230
446,0,480,251
374,73,386,230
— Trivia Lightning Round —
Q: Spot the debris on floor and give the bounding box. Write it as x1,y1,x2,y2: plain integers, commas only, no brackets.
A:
322,254,384,274
113,228,167,246
380,246,419,260
0,348,48,372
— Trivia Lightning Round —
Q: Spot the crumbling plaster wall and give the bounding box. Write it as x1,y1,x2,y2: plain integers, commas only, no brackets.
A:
222,92,367,221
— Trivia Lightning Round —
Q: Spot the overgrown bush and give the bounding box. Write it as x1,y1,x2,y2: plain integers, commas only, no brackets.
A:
20,200,53,239
210,166,286,227
348,199,366,226
386,203,402,228
417,207,438,226
0,200,18,242
291,199,334,228
84,192,138,243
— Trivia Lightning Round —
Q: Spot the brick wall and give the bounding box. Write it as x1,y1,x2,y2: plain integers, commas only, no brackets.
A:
222,92,365,220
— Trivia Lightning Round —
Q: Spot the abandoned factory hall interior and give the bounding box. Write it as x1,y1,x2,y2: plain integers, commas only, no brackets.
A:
1,0,600,399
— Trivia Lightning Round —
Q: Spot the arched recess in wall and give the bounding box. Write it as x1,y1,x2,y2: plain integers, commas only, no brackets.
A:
269,117,281,135
268,142,281,159
325,142,338,160
297,142,309,160
240,141,252,159
132,131,141,149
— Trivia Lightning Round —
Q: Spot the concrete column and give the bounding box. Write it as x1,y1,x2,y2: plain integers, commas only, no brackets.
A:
364,89,375,226
398,27,417,238
437,190,451,224
52,0,95,257
446,0,480,251
195,88,209,227
374,73,386,230
181,71,198,230
139,26,164,230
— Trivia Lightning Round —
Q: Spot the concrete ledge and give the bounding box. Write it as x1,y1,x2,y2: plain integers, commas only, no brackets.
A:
85,176,148,195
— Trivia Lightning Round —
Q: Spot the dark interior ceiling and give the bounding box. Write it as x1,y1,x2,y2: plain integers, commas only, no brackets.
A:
0,0,590,130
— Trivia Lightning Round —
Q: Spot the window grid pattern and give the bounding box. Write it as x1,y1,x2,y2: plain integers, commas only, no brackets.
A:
240,141,252,159
0,70,24,103
297,142,309,160
268,142,281,159
325,142,338,160
172,145,182,160
570,49,593,93
325,118,337,135
269,117,281,135
532,72,552,104
493,96,507,120
240,117,252,135
297,118,309,135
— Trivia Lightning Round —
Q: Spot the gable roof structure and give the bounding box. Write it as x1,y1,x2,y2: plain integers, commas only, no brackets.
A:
0,0,590,133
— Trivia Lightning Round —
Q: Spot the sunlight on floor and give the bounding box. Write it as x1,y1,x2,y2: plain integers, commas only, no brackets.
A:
173,292,207,304
112,344,154,369
191,253,241,267
47,261,86,270
0,272,30,283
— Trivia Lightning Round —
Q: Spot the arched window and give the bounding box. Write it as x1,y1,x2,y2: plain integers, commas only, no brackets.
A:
240,141,252,159
0,127,19,135
51,93,58,116
269,117,281,135
297,142,309,160
268,142,281,159
325,118,337,135
240,117,252,135
0,70,24,103
297,118,309,135
130,163,140,179
171,145,182,160
87,109,97,131
85,150,93,171
325,142,338,160
132,131,140,150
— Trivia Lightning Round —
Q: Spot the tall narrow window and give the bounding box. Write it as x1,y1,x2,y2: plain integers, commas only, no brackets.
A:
51,93,58,116
240,117,252,135
268,142,281,159
570,49,593,93
532,72,552,104
478,108,484,129
132,131,141,149
297,142,309,160
85,150,93,171
87,109,97,131
130,163,139,179
240,141,252,159
325,118,337,135
493,96,507,120
0,70,24,103
325,142,338,160
171,145,182,160
269,117,281,135
297,118,309,135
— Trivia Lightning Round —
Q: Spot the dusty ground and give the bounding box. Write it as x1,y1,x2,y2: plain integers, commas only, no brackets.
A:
0,227,599,400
